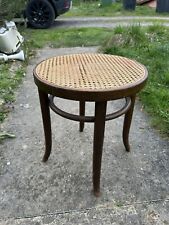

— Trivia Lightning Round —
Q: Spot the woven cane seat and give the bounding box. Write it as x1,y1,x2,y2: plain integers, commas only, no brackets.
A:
34,53,148,101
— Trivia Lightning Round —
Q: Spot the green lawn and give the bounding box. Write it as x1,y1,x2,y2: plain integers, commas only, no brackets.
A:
65,1,161,17
0,24,169,136
0,63,24,122
101,24,169,135
22,27,113,48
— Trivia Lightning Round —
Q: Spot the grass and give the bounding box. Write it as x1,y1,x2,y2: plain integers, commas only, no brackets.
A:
22,27,113,48
0,27,113,123
23,25,169,135
65,1,162,17
0,63,25,122
101,24,169,135
0,24,169,136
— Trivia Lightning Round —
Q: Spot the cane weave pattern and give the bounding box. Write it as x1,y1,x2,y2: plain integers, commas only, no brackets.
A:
35,54,146,90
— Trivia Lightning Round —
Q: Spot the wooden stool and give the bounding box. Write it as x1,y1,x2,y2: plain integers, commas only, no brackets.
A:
33,53,148,196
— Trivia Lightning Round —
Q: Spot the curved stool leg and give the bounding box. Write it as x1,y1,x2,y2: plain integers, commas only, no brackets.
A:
38,89,52,162
123,95,136,152
93,101,107,197
79,101,85,132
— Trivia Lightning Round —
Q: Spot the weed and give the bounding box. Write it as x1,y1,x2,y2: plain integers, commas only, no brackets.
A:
0,63,25,122
102,25,169,135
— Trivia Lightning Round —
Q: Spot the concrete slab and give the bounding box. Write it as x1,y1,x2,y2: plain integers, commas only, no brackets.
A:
1,200,169,225
0,47,169,224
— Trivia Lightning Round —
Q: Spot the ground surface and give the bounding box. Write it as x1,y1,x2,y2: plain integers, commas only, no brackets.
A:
0,46,169,225
53,16,169,28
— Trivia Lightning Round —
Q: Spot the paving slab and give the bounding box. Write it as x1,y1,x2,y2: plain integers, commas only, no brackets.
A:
0,47,169,224
1,200,169,225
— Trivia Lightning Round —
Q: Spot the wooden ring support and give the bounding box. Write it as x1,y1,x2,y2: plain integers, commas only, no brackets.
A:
49,95,131,122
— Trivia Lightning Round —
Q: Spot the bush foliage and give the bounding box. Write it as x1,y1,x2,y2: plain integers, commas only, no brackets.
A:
0,0,25,21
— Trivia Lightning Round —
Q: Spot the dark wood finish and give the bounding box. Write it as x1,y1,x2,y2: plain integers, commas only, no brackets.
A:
34,76,147,102
93,101,107,196
33,54,148,197
106,97,131,121
49,96,94,122
33,54,148,102
38,89,52,162
123,95,136,152
49,96,132,123
79,101,85,132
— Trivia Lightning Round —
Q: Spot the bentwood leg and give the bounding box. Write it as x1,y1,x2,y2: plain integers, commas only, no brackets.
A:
79,101,85,132
38,89,52,162
93,101,107,197
123,95,136,152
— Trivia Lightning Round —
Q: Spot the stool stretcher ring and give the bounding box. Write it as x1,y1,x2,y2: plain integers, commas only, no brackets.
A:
49,95,131,122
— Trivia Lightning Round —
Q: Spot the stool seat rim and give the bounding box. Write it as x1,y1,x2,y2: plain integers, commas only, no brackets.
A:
33,53,148,101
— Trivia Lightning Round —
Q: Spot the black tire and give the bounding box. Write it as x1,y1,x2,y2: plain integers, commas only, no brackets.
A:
26,0,55,29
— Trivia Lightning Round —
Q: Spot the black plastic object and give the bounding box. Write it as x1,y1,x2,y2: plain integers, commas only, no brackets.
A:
156,0,169,13
123,0,136,10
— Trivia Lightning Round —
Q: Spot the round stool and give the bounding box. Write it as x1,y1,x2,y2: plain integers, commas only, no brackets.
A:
33,53,148,196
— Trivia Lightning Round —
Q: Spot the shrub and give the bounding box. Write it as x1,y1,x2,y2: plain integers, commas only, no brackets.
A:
0,0,25,22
